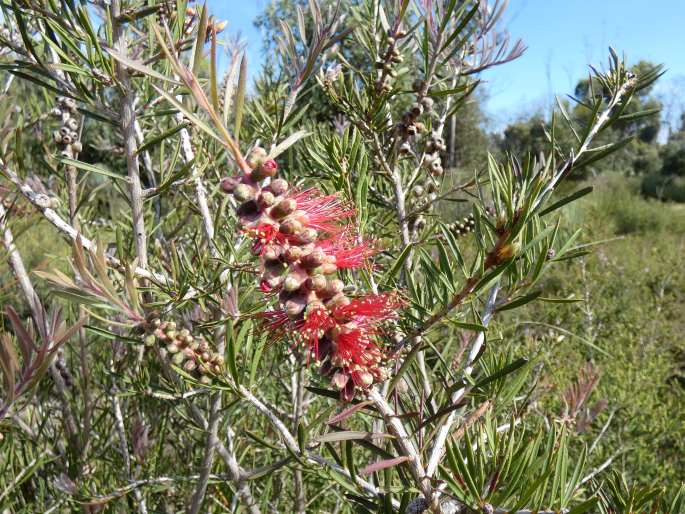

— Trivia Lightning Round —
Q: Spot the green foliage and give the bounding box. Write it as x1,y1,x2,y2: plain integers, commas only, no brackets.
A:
502,175,685,486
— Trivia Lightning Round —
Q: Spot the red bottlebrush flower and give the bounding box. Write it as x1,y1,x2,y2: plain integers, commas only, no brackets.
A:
244,223,284,255
301,306,336,358
331,293,403,326
334,327,382,367
222,149,404,401
259,309,292,341
316,231,377,269
291,189,355,233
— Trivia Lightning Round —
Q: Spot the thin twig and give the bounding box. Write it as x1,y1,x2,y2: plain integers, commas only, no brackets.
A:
112,0,147,269
1,161,175,287
367,388,432,503
425,284,500,479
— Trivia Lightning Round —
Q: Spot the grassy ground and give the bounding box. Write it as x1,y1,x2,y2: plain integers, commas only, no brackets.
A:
503,173,685,487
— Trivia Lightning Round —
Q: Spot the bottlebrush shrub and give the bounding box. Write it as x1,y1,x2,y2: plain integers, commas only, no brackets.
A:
0,1,681,514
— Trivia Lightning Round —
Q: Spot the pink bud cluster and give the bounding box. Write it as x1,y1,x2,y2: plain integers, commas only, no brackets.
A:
220,147,402,400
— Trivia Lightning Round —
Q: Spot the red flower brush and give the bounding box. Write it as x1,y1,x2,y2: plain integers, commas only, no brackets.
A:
220,147,402,399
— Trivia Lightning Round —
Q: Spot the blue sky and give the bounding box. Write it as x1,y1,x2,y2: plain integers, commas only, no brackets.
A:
209,0,685,131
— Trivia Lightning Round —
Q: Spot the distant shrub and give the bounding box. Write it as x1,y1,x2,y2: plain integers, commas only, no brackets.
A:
642,172,685,203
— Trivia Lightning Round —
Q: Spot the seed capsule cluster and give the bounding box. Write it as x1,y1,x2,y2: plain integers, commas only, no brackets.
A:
423,131,446,177
398,94,433,140
53,355,74,388
399,82,446,178
143,316,223,385
449,213,476,237
375,29,406,93
221,148,401,400
51,96,82,157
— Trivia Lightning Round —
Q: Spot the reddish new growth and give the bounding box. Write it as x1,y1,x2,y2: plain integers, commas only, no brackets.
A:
221,147,401,400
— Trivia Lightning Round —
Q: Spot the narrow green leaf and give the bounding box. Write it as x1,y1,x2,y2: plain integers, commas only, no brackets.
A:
539,187,593,217
234,54,247,141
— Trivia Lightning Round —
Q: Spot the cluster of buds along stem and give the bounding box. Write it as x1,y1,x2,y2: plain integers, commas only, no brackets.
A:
51,96,82,158
375,29,406,93
220,147,403,400
142,315,223,385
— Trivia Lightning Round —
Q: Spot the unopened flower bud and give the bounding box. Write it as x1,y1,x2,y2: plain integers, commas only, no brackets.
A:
283,273,304,292
358,371,374,386
271,198,297,219
144,334,156,346
297,228,319,244
258,191,276,207
306,274,328,292
421,97,434,110
246,146,268,169
284,246,303,262
259,159,278,177
220,176,240,194
269,178,289,195
319,262,338,275
234,183,256,202
332,372,349,389
183,359,197,372
262,244,282,261
279,218,303,235
285,296,307,318
172,351,186,365
300,248,326,268
327,292,350,309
